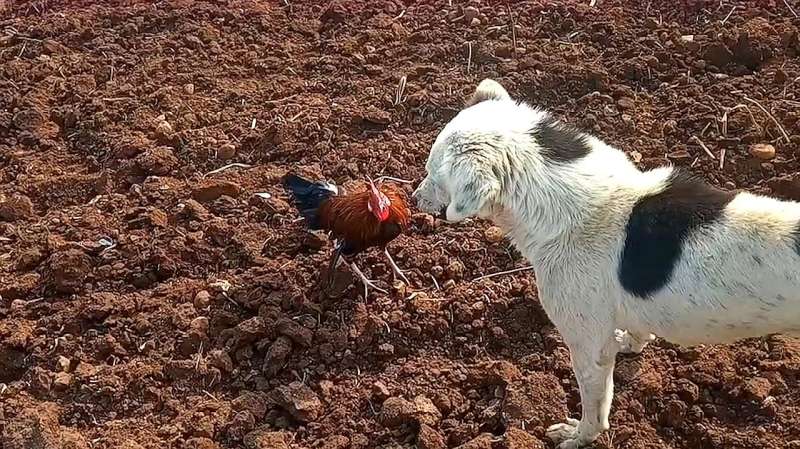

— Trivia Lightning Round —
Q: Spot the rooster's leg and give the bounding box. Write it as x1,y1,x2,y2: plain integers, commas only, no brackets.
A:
349,262,387,298
384,248,410,286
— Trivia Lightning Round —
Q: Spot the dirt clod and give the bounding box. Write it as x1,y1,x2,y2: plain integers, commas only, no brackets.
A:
45,249,92,293
136,146,179,175
192,180,242,202
0,195,34,221
243,430,290,449
380,396,416,427
271,382,323,423
418,423,447,449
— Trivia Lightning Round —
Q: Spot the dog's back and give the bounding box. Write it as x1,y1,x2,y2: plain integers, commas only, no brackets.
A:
617,174,800,346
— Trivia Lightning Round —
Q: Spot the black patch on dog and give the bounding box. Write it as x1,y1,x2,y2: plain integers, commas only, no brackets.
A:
619,170,737,299
529,115,591,163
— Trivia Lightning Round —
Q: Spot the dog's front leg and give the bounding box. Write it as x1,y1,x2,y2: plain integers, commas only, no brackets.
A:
547,335,617,449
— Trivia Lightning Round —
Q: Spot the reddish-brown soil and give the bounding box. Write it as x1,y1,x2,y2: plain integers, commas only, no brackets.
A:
2,1,800,448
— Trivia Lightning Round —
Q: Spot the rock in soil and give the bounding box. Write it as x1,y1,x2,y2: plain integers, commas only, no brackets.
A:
45,249,92,293
1,402,88,449
185,437,220,449
191,180,242,202
380,396,416,427
243,430,290,449
136,146,179,175
749,143,776,160
455,433,494,449
502,373,567,428
0,194,34,221
501,427,547,449
417,423,447,449
270,382,323,422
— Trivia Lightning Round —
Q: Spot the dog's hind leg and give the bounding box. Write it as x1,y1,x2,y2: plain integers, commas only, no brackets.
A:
614,329,655,354
547,335,618,449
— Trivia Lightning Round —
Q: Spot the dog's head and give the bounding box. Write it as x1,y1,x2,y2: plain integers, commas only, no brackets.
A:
412,79,513,222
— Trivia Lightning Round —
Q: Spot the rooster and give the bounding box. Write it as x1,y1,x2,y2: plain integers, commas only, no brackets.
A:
283,173,411,297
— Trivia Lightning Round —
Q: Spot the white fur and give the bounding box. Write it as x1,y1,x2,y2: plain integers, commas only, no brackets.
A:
412,79,800,448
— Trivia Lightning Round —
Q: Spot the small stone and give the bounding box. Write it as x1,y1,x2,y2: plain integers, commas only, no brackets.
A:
194,290,212,309
10,299,27,311
463,6,480,22
276,318,313,347
209,349,234,373
616,97,635,110
263,336,293,376
0,194,35,221
467,360,522,386
417,423,446,449
504,427,547,449
320,435,350,449
470,17,481,26
46,249,92,293
155,120,173,138
742,377,772,401
218,143,236,160
57,356,72,372
442,279,456,290
414,395,442,426
660,399,688,427
184,83,195,94
189,316,209,334
667,150,692,161
136,146,178,175
192,180,242,202
484,226,504,243
455,434,494,449
446,261,465,280
495,44,514,58
377,343,395,357
270,381,323,422
53,372,73,391
372,381,391,399
749,143,776,160
768,174,800,200
380,396,416,427
185,437,220,449
243,430,290,449
74,361,97,378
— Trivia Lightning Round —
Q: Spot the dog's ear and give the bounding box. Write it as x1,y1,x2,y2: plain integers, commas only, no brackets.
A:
465,79,510,107
445,156,501,221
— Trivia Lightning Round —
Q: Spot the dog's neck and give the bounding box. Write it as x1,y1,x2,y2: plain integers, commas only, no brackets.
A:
491,147,652,257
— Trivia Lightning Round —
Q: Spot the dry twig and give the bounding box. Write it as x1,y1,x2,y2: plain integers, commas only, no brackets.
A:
467,41,473,75
394,75,407,106
473,266,534,282
783,0,798,17
721,5,737,25
205,163,253,176
690,135,716,159
743,96,791,143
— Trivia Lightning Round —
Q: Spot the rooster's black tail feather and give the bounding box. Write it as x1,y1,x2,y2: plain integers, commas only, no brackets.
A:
283,174,338,229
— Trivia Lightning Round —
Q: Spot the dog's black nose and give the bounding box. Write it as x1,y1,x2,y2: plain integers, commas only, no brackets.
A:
437,206,447,220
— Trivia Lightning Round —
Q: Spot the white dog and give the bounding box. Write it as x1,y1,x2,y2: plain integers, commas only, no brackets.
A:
412,79,800,448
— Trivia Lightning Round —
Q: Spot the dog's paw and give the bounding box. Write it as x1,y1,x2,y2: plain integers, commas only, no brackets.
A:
615,329,653,354
547,418,581,448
